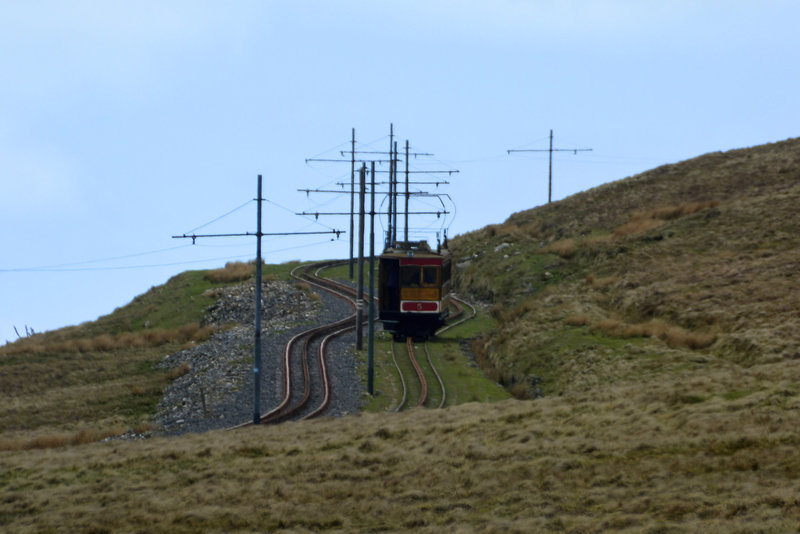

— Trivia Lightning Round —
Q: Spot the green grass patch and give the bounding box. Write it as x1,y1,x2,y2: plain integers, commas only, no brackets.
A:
358,306,510,412
424,338,510,405
721,389,759,402
492,325,654,396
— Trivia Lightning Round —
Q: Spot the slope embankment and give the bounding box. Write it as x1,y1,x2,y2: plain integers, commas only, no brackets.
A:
451,137,800,396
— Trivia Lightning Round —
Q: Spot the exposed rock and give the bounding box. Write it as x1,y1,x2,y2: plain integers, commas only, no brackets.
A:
153,279,363,435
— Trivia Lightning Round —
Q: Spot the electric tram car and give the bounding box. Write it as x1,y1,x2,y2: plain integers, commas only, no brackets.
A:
378,241,451,340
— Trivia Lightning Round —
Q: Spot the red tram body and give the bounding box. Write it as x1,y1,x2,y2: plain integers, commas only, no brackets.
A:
378,241,451,339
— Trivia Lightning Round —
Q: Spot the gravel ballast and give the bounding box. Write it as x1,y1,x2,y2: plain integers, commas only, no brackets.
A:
154,279,363,435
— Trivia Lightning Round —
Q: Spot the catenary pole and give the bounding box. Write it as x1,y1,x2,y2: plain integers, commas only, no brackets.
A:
387,124,394,248
356,164,366,350
172,175,342,425
367,161,376,395
404,139,409,243
507,129,592,204
253,174,263,424
349,127,355,279
392,141,398,246
548,130,554,204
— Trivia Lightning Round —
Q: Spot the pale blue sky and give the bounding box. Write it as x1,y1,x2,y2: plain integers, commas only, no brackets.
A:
2,1,798,342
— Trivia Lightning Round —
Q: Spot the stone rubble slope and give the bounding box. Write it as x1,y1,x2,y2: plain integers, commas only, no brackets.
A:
154,279,360,434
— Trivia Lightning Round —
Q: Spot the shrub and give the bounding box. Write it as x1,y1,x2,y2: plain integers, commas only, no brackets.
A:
542,238,576,258
205,261,256,283
565,314,591,326
0,428,121,451
133,421,160,434
586,273,619,288
511,382,531,399
1,323,217,355
592,317,717,349
167,361,190,380
91,334,117,351
613,217,665,238
592,318,624,335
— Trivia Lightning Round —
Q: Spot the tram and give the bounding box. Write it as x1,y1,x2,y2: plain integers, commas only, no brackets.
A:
378,240,451,340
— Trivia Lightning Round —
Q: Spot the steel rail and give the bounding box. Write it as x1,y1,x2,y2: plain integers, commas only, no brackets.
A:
436,294,476,335
390,340,408,412
406,337,428,408
301,322,356,420
259,262,357,422
423,342,447,409
259,313,354,424
230,261,358,429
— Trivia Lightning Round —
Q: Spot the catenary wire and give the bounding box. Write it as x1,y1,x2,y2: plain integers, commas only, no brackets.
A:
0,244,194,272
183,199,254,235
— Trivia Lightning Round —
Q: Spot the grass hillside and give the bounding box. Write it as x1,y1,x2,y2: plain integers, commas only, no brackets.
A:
452,137,800,396
2,139,799,532
0,262,298,447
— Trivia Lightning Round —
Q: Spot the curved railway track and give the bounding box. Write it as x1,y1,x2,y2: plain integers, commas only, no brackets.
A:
233,261,479,426
232,261,357,429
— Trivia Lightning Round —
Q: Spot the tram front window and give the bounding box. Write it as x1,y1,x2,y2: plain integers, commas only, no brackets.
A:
422,266,438,286
400,266,421,287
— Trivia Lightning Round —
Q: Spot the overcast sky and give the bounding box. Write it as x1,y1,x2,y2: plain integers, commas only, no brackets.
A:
2,1,798,342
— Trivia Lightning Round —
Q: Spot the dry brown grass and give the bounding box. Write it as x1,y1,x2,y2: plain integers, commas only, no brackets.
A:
614,200,720,237
166,361,190,380
613,215,667,237
542,237,576,258
565,314,591,326
484,222,521,239
2,394,799,531
591,317,717,349
0,323,216,355
586,272,619,288
0,427,122,451
293,281,321,301
133,421,160,434
204,260,256,283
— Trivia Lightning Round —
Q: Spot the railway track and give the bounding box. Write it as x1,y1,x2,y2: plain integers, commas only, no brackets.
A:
232,261,357,428
389,295,476,411
232,261,479,425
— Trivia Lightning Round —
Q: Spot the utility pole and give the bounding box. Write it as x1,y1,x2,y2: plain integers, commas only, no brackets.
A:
367,161,376,395
349,128,355,279
392,141,398,247
307,125,453,250
172,175,342,425
387,124,394,249
300,126,455,391
508,129,592,204
356,164,366,350
305,128,392,279
404,140,410,243
253,175,263,425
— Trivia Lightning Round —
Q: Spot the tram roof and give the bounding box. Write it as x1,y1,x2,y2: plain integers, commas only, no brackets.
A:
380,240,450,260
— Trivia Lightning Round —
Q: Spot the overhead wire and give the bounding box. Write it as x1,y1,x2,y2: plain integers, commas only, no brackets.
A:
0,244,194,272
0,254,252,272
0,236,343,273
183,199,254,235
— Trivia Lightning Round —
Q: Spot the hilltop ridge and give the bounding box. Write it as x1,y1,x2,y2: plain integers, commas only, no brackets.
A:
451,137,800,396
